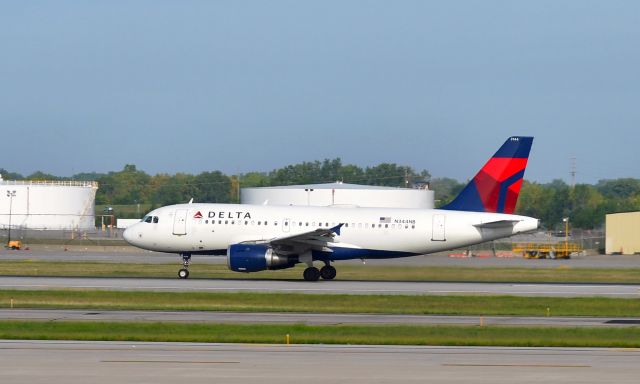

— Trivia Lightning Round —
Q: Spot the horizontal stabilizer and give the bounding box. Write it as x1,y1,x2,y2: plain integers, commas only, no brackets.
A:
473,220,520,229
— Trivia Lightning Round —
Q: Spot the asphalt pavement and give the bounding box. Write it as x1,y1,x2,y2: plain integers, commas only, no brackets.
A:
2,309,639,327
0,276,638,297
1,340,638,384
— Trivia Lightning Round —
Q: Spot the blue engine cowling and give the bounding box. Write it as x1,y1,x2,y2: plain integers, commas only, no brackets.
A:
227,244,297,272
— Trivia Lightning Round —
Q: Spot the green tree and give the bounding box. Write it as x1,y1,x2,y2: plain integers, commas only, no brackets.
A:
151,173,196,205
193,171,232,203
96,164,151,205
26,171,60,180
240,172,271,188
570,184,605,229
430,177,464,207
0,168,23,180
363,164,429,187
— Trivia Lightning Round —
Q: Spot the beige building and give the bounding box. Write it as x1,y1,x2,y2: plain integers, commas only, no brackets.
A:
605,212,640,254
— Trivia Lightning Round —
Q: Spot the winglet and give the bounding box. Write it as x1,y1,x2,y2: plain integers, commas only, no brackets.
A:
443,136,533,214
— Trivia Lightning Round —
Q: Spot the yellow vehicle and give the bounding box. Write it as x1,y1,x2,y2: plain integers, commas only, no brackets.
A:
6,240,22,250
513,242,581,259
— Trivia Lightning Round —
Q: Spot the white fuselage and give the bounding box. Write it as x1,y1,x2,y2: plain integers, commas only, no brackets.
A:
123,203,538,259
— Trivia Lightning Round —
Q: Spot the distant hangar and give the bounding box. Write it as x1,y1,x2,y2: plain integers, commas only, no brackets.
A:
241,182,435,209
605,211,640,255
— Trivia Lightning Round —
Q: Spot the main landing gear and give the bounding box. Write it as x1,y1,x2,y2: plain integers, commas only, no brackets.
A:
303,262,336,282
178,253,191,279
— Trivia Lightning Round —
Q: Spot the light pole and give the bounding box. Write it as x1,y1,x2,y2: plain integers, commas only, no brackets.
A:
562,217,569,256
6,190,16,246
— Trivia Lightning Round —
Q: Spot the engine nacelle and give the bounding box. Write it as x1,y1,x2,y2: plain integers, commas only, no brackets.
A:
227,244,296,272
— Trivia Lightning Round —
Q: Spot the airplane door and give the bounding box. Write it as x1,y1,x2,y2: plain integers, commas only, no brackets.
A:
432,214,446,241
282,218,290,233
173,209,188,235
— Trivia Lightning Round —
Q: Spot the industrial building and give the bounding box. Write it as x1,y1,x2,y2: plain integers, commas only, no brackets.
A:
0,178,98,231
241,182,434,209
605,211,640,254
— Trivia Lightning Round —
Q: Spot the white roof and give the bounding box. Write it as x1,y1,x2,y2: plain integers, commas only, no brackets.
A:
246,182,407,191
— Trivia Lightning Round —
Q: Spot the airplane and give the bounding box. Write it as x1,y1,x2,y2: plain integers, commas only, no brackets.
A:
123,136,538,281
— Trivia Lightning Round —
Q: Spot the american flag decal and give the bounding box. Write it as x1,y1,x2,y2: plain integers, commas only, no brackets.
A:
379,217,391,223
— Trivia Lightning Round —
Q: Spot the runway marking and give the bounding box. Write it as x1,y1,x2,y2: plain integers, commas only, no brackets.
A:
442,363,591,368
102,360,240,364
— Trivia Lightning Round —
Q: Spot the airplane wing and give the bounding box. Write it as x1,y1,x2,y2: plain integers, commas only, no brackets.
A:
267,224,344,253
473,220,520,229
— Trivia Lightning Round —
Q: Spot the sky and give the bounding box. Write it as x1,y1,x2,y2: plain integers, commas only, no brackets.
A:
1,1,639,184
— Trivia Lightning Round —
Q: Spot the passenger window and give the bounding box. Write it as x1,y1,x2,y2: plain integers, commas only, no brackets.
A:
225,220,228,224
325,223,329,227
385,224,388,228
205,220,208,224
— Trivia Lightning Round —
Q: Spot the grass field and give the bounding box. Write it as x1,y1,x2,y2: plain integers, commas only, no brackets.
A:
0,320,638,347
1,260,639,283
1,290,639,317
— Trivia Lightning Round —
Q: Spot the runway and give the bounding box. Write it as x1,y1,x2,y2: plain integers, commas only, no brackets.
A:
4,247,640,268
0,276,639,297
2,308,639,327
0,340,638,384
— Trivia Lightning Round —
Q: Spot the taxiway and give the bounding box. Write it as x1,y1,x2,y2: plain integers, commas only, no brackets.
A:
0,276,638,297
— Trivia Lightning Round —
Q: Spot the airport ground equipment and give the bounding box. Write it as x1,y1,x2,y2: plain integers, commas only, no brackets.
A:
513,242,582,259
5,240,22,250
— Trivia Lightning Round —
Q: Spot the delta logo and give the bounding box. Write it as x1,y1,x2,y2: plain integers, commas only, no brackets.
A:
193,211,203,219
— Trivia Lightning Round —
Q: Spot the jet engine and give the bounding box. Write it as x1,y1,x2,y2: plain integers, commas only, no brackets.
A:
227,244,297,272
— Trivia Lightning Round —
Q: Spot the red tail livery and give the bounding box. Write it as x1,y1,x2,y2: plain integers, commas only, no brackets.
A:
443,136,533,214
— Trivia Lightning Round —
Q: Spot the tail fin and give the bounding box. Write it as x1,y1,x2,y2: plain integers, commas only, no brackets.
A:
443,136,533,214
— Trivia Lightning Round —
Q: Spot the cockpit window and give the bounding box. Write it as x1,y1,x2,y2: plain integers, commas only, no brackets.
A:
144,216,153,223
153,216,159,223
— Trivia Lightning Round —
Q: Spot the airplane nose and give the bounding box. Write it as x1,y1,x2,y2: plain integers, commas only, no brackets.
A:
123,226,136,245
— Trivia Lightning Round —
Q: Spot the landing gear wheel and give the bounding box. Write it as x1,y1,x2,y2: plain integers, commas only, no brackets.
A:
178,253,191,279
303,267,321,282
320,265,337,280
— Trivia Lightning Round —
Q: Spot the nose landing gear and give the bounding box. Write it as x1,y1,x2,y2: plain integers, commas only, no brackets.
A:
178,253,191,279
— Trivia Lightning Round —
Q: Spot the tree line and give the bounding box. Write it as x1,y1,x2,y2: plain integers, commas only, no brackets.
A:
2,163,639,230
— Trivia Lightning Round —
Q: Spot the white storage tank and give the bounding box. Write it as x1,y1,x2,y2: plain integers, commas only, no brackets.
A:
241,182,434,209
0,179,98,230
